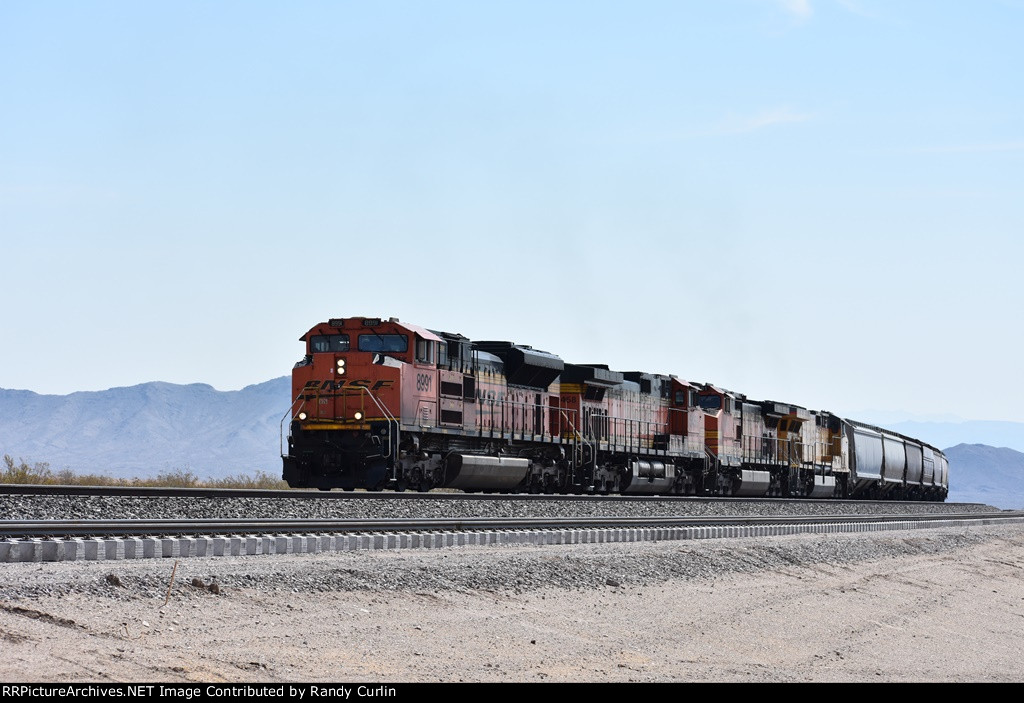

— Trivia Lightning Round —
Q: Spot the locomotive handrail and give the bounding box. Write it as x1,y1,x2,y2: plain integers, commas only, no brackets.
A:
279,391,307,457
471,397,667,455
477,396,554,439
704,446,720,472
607,416,659,453
358,386,399,461
559,410,590,470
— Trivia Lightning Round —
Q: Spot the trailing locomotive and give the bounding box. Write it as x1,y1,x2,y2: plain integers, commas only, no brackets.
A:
282,316,949,500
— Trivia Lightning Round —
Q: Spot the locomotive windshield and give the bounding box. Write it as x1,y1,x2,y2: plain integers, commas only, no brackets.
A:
698,395,722,412
358,333,408,353
310,334,350,353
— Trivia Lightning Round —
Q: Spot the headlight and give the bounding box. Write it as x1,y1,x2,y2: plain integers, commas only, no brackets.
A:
297,412,307,421
354,411,363,421
336,358,346,367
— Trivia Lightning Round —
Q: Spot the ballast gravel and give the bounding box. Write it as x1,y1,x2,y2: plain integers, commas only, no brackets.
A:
0,491,989,522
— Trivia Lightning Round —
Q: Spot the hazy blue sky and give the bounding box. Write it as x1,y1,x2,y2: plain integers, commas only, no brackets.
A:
2,1,1021,422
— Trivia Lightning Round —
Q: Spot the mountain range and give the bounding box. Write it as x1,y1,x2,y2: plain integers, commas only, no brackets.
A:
939,444,1024,509
0,377,291,479
0,379,1022,508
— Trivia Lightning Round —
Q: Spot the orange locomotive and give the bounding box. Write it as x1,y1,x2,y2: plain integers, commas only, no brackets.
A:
282,316,949,500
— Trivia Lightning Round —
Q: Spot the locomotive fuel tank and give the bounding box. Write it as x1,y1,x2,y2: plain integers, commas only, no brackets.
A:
622,460,675,494
734,470,771,496
443,454,531,491
806,475,836,498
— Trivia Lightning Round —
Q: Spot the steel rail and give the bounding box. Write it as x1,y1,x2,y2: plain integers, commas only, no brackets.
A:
2,512,1020,539
0,483,982,508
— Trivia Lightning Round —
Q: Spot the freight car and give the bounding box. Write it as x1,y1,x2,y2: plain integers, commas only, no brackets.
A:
281,316,949,500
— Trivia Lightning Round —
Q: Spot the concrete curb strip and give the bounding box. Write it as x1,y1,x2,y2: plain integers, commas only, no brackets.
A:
3,517,1022,562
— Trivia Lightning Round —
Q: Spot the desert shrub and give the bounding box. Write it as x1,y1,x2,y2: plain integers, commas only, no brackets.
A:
1,455,55,484
151,469,202,487
206,471,289,490
0,456,292,489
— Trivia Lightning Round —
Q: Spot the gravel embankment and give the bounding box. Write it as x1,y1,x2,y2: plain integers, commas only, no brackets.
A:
0,492,994,521
0,493,1010,602
0,507,1013,602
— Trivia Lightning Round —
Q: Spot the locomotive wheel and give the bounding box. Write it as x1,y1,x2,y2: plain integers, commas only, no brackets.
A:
395,479,408,492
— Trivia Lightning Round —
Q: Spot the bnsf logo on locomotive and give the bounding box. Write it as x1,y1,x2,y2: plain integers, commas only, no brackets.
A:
304,379,394,392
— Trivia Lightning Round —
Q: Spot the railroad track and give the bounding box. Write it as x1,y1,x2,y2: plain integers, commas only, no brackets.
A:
0,483,987,508
3,511,1022,563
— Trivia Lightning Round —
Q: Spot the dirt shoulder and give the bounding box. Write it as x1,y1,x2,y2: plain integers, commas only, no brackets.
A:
2,525,1023,683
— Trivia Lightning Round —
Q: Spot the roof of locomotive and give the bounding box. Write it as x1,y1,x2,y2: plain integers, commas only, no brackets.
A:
300,316,443,343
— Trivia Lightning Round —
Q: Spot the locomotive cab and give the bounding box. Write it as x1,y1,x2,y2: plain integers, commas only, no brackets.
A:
697,384,761,495
291,317,410,426
283,316,444,490
698,385,743,468
668,378,706,459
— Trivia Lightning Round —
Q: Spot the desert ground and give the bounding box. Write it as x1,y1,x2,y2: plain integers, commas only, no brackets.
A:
2,523,1023,683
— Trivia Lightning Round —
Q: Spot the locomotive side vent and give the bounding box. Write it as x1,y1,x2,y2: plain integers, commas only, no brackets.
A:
441,410,463,424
